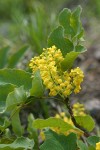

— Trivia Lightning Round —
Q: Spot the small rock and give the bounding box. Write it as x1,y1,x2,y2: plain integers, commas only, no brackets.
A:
85,99,100,124
94,49,100,61
85,98,100,111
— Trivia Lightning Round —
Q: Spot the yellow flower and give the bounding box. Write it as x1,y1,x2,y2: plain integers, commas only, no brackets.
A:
49,89,57,96
29,46,84,97
53,111,83,137
47,82,53,89
40,108,85,141
72,103,86,116
60,83,65,87
57,79,62,84
60,112,65,117
55,114,60,118
40,131,45,141
96,142,100,150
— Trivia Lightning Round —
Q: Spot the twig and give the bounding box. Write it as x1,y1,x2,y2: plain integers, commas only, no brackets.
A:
64,97,90,137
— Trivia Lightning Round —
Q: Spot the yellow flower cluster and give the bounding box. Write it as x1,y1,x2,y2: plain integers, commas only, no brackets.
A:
40,103,86,141
54,110,84,137
96,142,100,150
72,102,86,116
70,67,84,94
29,45,84,97
55,112,73,126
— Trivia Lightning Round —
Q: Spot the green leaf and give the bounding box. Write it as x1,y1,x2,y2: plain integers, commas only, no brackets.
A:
33,117,74,132
28,114,39,149
75,45,87,53
75,115,95,132
59,8,74,37
61,51,79,71
77,140,88,150
8,45,29,68
70,6,82,36
48,26,74,56
0,46,10,69
77,29,84,40
6,86,27,111
11,108,24,137
0,68,32,90
0,137,34,150
0,118,10,131
87,136,100,147
59,6,84,41
0,84,16,113
40,130,77,150
88,146,95,150
30,70,44,97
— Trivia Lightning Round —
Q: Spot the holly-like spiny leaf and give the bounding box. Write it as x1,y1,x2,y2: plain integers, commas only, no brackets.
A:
61,51,80,71
0,84,16,113
11,108,24,137
48,26,74,56
0,137,34,150
59,8,74,37
0,69,32,90
30,70,44,97
40,130,77,150
8,45,29,68
6,86,27,111
33,117,74,132
71,6,82,37
87,136,100,148
75,115,95,132
75,45,87,52
77,140,88,150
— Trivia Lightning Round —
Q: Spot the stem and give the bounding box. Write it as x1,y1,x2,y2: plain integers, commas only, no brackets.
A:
64,97,90,137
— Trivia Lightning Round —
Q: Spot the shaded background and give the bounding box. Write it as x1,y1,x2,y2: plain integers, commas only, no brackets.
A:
0,0,100,130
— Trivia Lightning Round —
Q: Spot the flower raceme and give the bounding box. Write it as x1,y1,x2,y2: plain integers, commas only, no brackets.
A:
72,102,86,116
29,46,84,98
40,103,86,141
96,142,100,150
54,110,84,137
